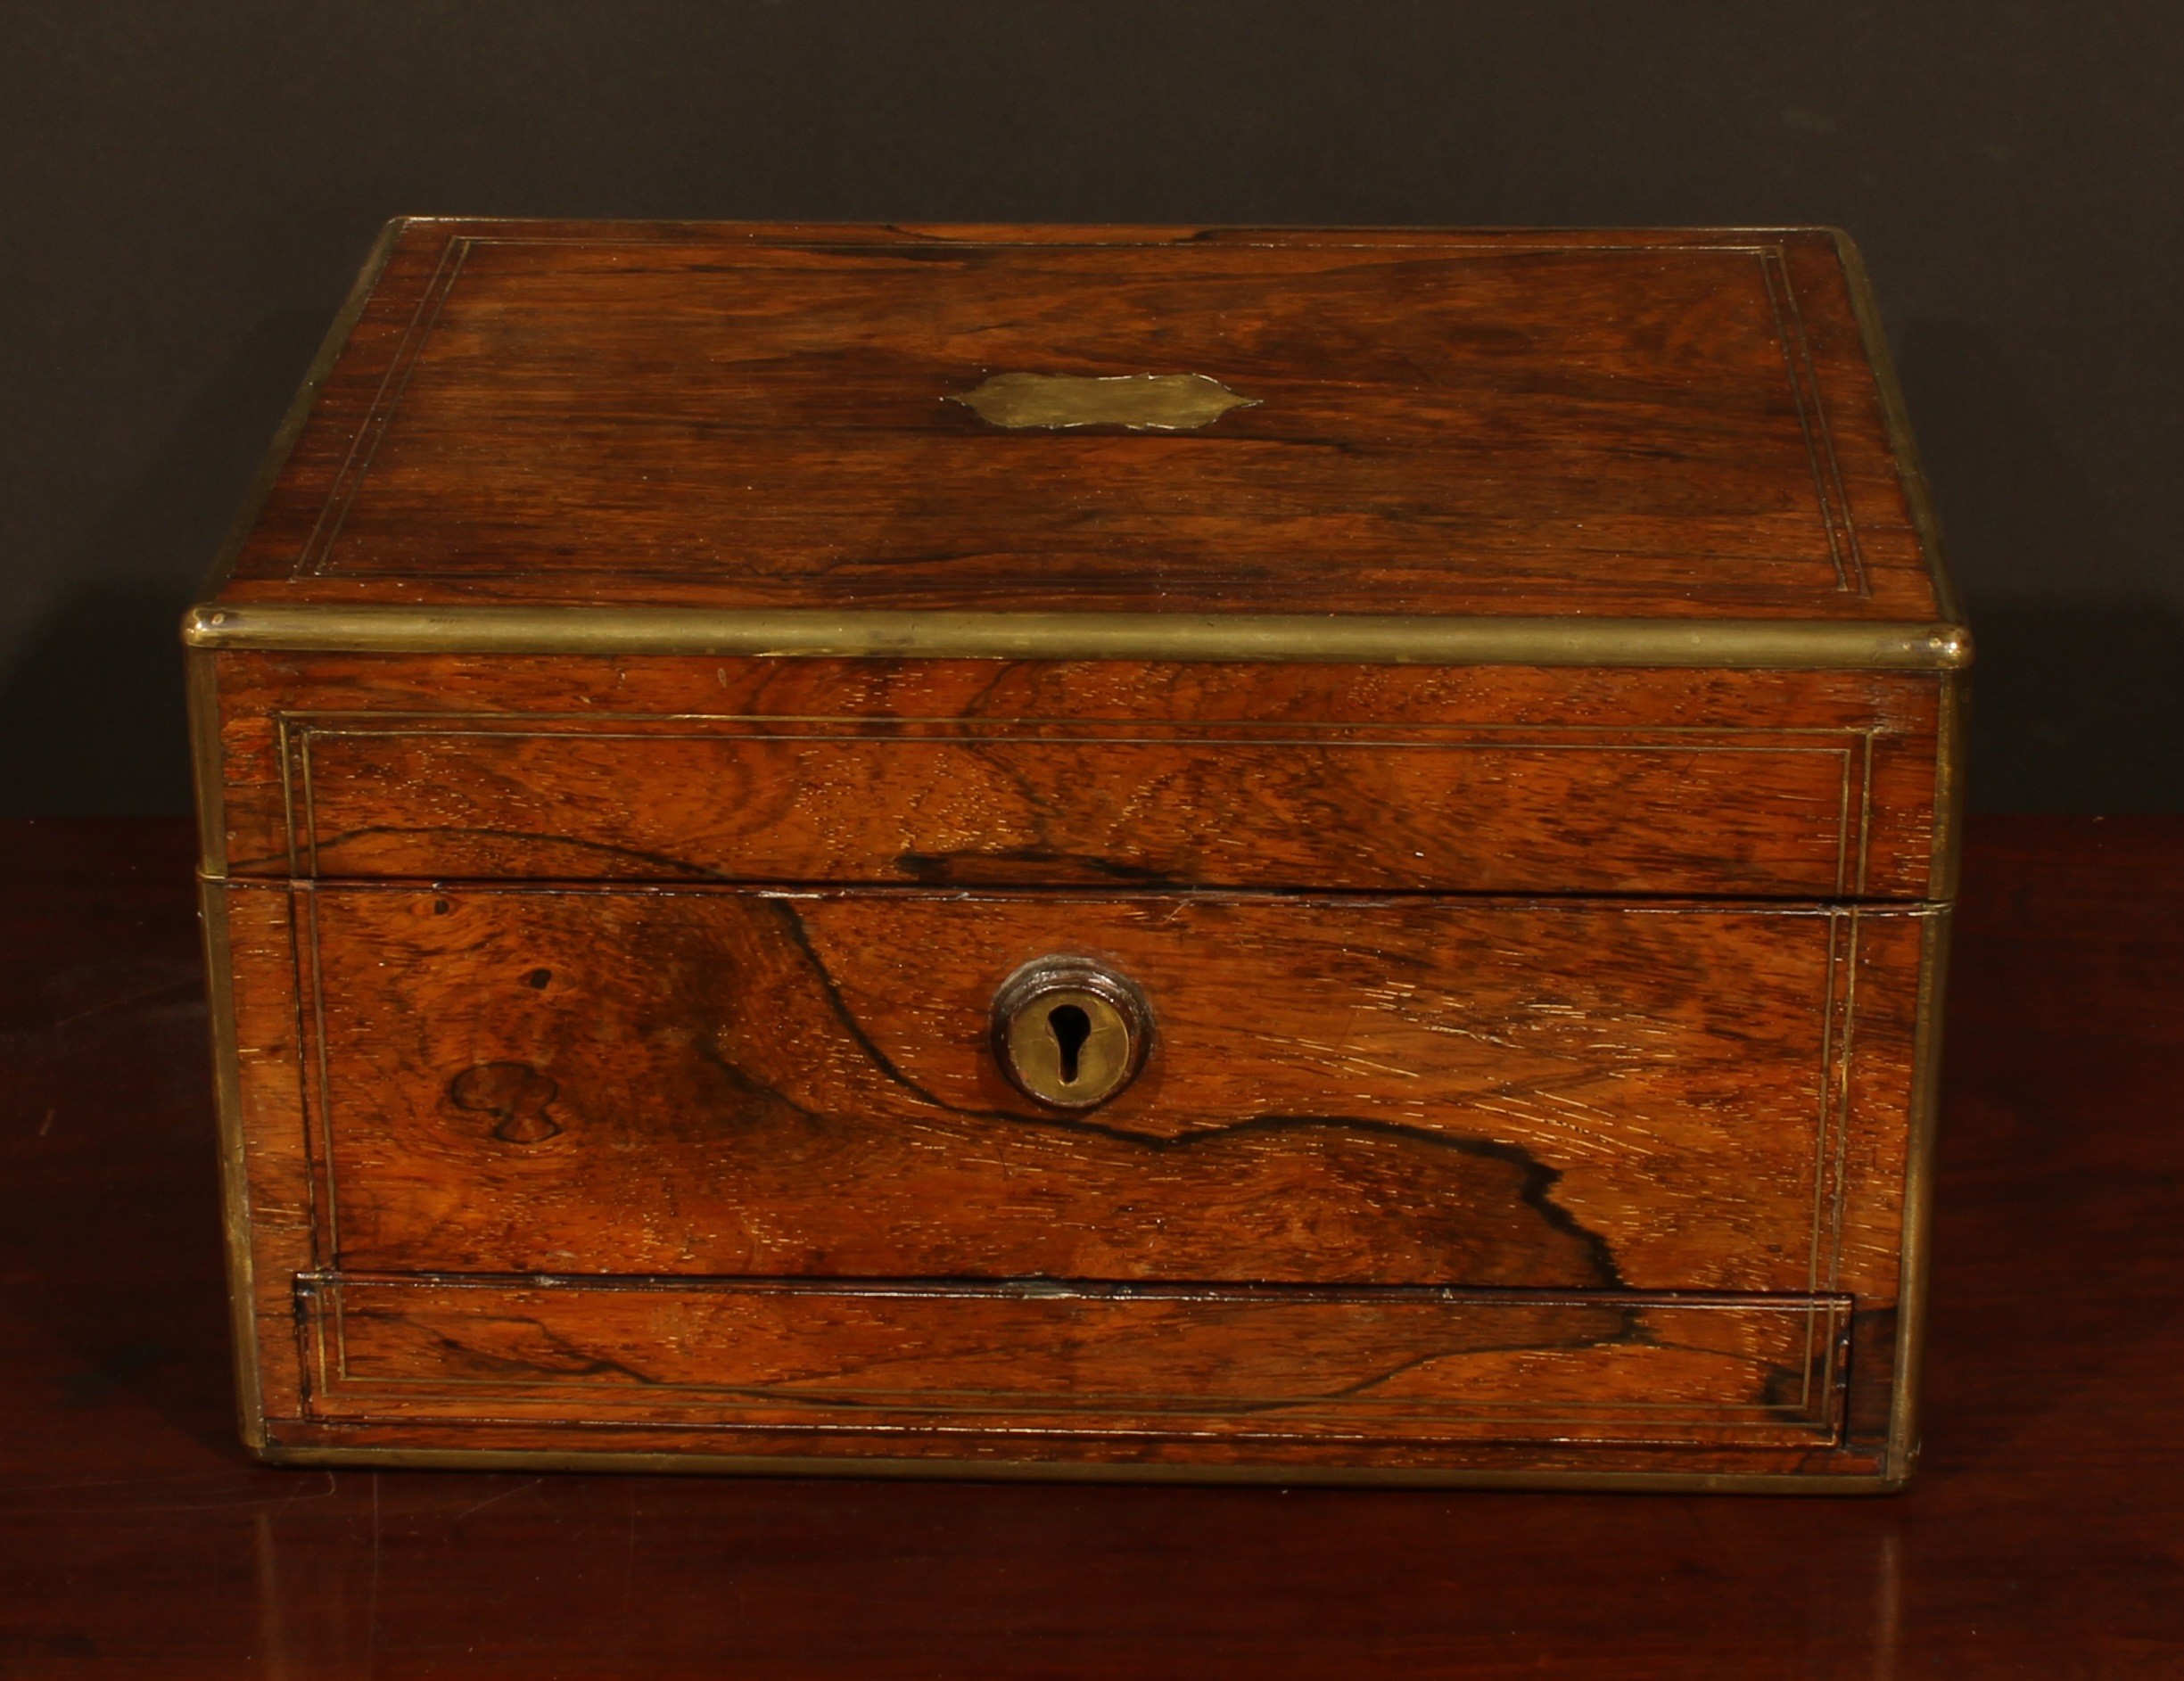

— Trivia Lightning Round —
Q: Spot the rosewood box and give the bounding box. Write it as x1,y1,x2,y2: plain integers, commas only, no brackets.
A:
187,221,1966,1491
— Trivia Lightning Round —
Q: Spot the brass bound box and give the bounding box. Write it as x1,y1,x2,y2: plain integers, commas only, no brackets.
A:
189,220,1966,1490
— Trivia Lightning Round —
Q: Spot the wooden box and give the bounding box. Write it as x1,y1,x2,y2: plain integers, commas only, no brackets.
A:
187,221,1966,1491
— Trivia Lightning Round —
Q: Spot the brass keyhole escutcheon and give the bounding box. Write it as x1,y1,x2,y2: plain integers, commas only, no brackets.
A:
992,958,1150,1110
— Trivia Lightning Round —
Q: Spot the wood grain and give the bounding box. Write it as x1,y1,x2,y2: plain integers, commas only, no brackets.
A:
208,651,1947,898
194,877,1927,1478
208,222,1946,622
291,885,1919,1299
300,1274,1852,1450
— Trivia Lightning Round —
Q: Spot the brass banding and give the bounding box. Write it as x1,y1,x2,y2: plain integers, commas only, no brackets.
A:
182,604,1973,670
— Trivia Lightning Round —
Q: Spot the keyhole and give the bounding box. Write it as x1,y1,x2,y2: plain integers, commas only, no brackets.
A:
993,960,1147,1110
1047,1003,1092,1084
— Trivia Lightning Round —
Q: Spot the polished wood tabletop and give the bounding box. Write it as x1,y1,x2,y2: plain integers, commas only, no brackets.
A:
3,815,2179,1677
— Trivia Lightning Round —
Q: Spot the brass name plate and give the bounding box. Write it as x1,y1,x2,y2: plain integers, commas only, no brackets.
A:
948,372,1256,431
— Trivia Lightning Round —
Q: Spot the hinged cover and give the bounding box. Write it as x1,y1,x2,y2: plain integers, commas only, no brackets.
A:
189,221,1965,667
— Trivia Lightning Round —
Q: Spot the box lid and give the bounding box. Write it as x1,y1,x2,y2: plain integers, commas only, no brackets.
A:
188,221,1966,669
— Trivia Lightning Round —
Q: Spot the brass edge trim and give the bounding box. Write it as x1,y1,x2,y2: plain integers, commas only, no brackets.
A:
199,881,266,1452
1887,903,1954,1481
1831,230,1968,633
254,1443,1898,1496
186,647,227,879
188,218,408,608
327,218,1898,249
182,606,1974,670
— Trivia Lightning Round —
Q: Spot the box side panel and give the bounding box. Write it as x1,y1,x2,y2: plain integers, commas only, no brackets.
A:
1826,229,1965,630
1885,905,1954,1480
187,649,227,878
196,882,257,1446
192,219,406,614
208,881,317,1438
1832,909,1932,1466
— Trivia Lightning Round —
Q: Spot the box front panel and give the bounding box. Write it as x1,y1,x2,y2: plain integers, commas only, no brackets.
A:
202,873,1930,1479
199,637,1951,1484
300,1276,1852,1451
207,653,1949,901
299,886,1915,1298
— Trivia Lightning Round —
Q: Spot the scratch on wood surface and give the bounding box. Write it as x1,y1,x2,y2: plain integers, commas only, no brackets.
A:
452,1476,541,1521
48,974,200,1031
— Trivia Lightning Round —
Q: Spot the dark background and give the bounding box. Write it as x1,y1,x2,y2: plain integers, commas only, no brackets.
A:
4,1,2179,816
